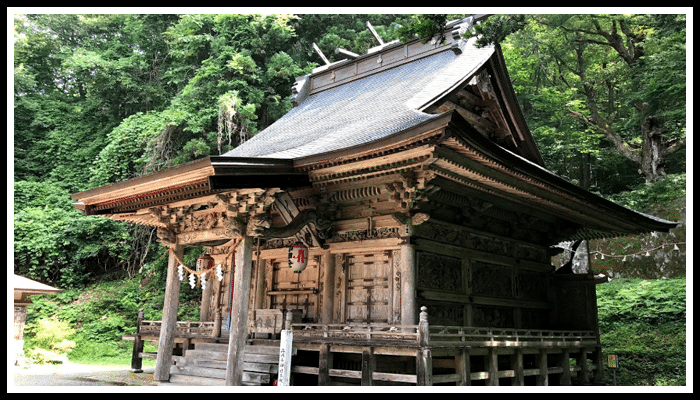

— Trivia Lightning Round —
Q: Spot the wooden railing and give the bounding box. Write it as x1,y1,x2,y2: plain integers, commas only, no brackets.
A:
139,320,217,338
428,326,598,348
291,323,421,347
291,307,597,349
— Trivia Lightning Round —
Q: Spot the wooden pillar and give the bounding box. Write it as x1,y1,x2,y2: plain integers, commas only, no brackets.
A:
225,234,254,386
416,349,432,386
154,245,183,382
130,308,144,373
511,348,524,386
400,245,416,326
559,349,571,385
200,272,214,322
253,257,266,311
361,347,375,386
592,346,604,384
318,344,332,386
576,348,590,385
536,348,548,386
486,348,499,386
455,348,471,386
319,251,335,324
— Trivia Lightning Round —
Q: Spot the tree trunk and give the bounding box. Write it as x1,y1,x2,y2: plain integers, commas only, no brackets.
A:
639,116,666,183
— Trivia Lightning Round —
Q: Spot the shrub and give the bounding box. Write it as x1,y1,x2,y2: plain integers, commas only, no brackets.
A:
24,317,76,351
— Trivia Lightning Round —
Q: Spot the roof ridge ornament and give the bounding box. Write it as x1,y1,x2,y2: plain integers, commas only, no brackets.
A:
312,42,330,66
366,21,384,46
450,15,483,55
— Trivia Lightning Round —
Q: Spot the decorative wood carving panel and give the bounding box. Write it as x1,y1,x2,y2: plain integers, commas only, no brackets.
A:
422,302,464,326
414,221,511,256
472,305,514,328
517,271,549,302
470,261,513,298
416,251,463,293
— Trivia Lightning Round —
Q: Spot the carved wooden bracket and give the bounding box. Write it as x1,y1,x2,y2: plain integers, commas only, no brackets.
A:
252,208,331,239
157,226,177,248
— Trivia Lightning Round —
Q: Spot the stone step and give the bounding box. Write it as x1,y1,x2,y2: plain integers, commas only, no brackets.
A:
177,356,279,374
167,342,285,385
166,373,226,386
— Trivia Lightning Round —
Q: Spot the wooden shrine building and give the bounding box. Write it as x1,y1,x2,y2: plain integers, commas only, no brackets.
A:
71,17,676,386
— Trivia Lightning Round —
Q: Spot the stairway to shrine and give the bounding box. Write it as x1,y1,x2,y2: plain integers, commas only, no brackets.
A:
162,342,289,386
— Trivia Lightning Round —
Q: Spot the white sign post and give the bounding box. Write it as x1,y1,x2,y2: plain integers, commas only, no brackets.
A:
277,329,293,386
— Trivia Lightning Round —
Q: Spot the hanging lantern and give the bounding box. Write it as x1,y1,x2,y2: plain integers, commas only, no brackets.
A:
288,241,309,273
197,253,215,272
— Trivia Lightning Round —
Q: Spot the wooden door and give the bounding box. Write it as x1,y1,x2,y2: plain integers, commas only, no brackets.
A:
345,251,392,324
268,255,320,321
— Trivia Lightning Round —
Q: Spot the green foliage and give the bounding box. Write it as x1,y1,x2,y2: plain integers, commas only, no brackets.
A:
395,14,449,44
23,317,76,352
13,184,132,288
492,14,686,187
607,173,686,212
597,278,686,385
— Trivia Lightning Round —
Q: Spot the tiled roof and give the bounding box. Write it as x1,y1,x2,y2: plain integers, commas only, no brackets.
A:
224,38,495,159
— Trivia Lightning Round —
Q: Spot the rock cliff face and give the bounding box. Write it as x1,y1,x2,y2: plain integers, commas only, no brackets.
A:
553,196,686,279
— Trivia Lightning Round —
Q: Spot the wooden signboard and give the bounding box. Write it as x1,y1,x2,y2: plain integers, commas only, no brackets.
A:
277,329,293,386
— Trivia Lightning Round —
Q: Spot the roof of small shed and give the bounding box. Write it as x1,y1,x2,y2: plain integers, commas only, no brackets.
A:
13,274,62,295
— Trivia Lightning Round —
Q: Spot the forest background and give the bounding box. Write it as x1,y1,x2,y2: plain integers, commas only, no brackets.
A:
12,12,688,386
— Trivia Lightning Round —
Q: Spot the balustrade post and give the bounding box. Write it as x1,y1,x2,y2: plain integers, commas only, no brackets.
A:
416,306,432,386
131,308,144,373
418,306,429,347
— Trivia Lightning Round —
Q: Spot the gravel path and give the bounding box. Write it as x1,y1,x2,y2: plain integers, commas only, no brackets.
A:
12,361,158,388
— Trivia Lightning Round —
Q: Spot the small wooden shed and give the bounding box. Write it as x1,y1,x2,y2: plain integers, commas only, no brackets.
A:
13,274,62,363
71,16,676,386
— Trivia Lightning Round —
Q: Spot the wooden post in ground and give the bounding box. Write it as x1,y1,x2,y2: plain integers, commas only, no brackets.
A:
318,344,332,386
154,245,184,382
577,348,590,384
536,348,548,386
455,348,471,386
130,308,144,373
225,234,254,386
361,347,375,386
558,349,571,385
511,348,524,386
486,348,499,386
592,346,604,384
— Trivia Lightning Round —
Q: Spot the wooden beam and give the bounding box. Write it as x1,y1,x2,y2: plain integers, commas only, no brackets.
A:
225,235,254,385
154,245,183,382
